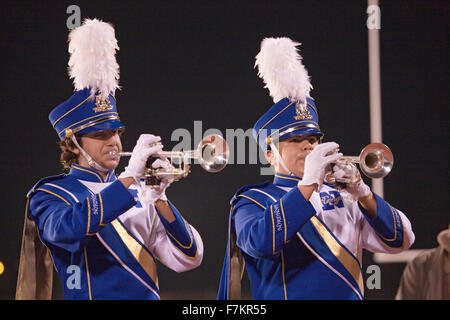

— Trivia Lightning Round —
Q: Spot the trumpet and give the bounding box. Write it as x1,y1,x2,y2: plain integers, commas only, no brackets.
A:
324,143,394,188
110,134,230,187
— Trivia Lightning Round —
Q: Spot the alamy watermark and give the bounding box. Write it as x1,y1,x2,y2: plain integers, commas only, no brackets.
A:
367,4,381,30
366,264,381,290
67,4,381,31
66,5,81,30
65,263,382,290
170,121,274,175
66,265,81,290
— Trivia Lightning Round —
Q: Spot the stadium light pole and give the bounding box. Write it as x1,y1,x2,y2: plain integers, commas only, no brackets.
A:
367,0,384,198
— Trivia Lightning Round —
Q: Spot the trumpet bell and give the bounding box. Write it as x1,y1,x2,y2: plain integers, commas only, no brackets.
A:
359,143,393,179
325,142,394,188
198,134,230,173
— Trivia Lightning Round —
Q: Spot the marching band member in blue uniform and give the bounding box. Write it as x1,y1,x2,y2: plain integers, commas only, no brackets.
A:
16,19,203,300
218,37,414,300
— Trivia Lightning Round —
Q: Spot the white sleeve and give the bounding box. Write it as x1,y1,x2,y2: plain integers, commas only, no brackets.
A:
358,200,415,254
147,206,204,273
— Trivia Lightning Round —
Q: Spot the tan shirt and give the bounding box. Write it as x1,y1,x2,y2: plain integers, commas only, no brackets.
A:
396,247,449,300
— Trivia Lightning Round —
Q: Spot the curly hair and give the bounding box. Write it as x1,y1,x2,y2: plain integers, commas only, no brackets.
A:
58,136,82,170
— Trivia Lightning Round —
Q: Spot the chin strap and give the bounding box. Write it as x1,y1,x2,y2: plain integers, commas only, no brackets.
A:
69,134,109,173
269,140,293,176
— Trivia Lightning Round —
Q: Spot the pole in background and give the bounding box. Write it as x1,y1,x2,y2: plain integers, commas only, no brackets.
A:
367,0,384,197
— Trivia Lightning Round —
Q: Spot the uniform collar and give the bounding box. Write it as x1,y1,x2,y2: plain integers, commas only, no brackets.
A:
273,172,337,189
69,164,116,183
273,172,301,187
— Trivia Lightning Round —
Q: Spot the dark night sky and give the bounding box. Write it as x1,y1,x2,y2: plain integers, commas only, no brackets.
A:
0,0,448,299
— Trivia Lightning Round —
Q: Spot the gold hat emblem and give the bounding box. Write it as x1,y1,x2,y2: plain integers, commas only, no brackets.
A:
294,101,312,120
93,95,114,113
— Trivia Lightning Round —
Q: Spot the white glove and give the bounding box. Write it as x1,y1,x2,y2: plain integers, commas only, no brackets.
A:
119,134,163,182
332,161,360,184
139,158,172,204
298,142,343,190
345,179,371,200
333,162,371,200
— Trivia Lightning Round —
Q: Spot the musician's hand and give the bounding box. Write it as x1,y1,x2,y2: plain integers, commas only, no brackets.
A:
332,161,360,185
141,179,170,203
333,161,371,200
140,158,172,204
298,142,342,191
151,158,172,200
345,177,371,201
119,134,163,182
350,179,377,219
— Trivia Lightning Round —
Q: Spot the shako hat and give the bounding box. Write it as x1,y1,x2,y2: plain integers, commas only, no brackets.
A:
49,18,124,140
252,37,323,150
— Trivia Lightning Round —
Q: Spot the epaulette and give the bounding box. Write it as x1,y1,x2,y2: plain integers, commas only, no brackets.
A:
27,174,90,206
27,174,67,198
230,181,286,209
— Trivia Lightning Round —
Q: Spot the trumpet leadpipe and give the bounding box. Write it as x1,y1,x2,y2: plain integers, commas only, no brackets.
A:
108,150,200,159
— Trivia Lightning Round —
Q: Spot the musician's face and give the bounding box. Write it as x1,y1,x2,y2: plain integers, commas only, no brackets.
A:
77,129,123,171
266,134,320,178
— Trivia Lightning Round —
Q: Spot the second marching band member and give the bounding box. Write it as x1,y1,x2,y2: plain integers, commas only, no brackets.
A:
16,19,203,300
218,37,415,300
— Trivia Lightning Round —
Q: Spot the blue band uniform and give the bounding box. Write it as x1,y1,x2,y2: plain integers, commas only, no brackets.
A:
218,173,415,300
25,165,203,299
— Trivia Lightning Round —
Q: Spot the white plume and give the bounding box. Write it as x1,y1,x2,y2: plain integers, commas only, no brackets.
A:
255,37,312,104
68,18,120,100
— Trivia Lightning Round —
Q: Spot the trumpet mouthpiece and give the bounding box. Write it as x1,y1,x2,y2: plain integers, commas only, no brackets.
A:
108,150,132,158
109,150,119,159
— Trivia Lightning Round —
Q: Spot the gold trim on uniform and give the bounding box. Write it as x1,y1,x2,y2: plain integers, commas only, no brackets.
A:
86,197,95,236
256,101,295,140
281,249,288,299
165,221,199,260
111,219,159,288
274,174,300,182
52,96,91,128
84,247,93,300
310,216,364,295
58,112,119,136
279,199,288,244
237,195,267,210
71,164,104,183
375,205,399,242
35,188,71,206
268,122,320,141
270,205,276,255
376,208,406,251
98,193,105,227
